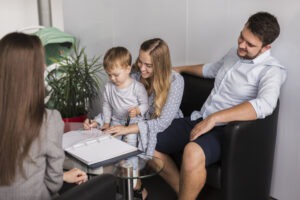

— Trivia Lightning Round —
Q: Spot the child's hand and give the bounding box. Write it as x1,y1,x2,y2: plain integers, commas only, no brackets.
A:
128,107,141,118
83,118,98,130
101,123,110,131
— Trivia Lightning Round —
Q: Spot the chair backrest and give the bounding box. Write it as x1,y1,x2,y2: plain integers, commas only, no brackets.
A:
180,73,214,116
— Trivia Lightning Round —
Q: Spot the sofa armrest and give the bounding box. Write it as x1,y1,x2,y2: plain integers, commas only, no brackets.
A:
221,102,279,199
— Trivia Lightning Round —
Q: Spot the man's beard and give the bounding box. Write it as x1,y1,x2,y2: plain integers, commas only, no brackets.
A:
237,48,262,60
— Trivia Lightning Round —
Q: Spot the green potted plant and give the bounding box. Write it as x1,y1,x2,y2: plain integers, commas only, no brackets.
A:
45,44,105,122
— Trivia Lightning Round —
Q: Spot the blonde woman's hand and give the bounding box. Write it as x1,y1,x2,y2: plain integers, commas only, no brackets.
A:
104,125,129,137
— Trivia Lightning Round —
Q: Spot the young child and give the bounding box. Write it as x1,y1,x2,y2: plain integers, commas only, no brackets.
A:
84,46,148,147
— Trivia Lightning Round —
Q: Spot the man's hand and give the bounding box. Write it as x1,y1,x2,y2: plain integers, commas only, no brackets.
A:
173,66,181,73
190,115,216,141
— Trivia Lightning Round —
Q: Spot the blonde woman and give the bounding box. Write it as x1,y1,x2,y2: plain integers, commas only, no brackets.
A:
106,38,184,156
105,38,184,199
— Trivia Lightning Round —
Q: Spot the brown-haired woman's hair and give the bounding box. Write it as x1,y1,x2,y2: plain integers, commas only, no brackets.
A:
0,32,46,185
103,46,132,70
134,38,172,118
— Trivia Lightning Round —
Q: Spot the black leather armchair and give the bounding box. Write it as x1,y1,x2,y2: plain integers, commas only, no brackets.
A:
179,73,279,200
55,174,117,200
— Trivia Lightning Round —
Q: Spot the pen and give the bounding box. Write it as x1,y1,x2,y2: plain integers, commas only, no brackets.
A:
89,119,92,132
125,115,130,126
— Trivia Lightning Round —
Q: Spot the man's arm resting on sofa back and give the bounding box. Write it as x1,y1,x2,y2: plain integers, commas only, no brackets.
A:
173,64,204,77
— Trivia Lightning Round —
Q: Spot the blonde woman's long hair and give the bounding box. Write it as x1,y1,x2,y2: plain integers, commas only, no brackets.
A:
0,32,46,185
134,38,172,118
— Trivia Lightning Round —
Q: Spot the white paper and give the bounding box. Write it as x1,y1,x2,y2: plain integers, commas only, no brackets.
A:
62,129,104,149
62,130,139,166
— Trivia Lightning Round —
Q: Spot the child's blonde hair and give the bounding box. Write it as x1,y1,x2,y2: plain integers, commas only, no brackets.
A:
103,47,132,70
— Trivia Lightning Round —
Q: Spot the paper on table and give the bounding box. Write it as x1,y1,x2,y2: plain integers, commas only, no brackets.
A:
62,129,141,168
62,129,104,149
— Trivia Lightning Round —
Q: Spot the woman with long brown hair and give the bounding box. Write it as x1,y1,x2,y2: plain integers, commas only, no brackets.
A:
0,32,86,200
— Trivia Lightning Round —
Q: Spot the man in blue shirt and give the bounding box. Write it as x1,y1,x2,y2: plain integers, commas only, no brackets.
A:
155,12,287,200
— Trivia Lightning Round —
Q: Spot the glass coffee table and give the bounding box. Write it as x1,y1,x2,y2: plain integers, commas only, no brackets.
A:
112,154,164,200
63,124,164,199
64,153,164,200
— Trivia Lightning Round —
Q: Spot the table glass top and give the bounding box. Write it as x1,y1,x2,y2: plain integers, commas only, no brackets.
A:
111,154,164,179
64,153,164,179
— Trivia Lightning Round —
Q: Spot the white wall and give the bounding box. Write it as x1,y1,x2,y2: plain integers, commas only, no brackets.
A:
0,0,63,38
0,0,299,199
51,0,64,30
62,1,299,199
0,0,38,37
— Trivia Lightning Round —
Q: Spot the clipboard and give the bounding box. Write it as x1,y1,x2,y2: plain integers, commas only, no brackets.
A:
63,129,142,168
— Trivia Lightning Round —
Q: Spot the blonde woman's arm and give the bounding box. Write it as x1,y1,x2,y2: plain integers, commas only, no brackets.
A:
138,71,184,155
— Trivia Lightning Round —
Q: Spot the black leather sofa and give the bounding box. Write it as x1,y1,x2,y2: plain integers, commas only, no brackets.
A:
177,73,279,200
